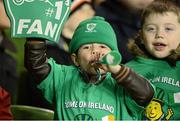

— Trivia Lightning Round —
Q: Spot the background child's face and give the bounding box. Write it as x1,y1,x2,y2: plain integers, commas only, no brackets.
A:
141,12,180,58
74,43,111,75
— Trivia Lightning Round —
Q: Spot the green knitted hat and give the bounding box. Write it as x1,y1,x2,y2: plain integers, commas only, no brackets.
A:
69,16,119,54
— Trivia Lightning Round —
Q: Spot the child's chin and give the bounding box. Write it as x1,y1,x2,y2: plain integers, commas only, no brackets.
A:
153,53,169,59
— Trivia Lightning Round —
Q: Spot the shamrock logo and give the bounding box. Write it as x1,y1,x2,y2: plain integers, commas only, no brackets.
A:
85,23,96,32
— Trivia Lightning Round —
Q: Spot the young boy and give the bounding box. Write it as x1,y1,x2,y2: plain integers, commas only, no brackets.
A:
126,0,180,120
24,16,154,120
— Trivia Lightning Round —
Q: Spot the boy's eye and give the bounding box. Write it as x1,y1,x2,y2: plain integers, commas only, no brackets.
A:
82,46,90,49
100,45,107,48
146,27,156,32
165,27,174,31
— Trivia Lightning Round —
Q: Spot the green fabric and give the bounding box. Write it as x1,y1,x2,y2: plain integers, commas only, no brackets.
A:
38,58,144,120
69,16,119,54
126,57,180,120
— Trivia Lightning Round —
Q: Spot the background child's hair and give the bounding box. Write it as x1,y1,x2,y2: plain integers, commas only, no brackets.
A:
140,0,180,28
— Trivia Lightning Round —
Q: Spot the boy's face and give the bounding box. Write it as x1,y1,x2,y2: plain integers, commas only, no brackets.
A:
72,43,111,75
141,12,180,58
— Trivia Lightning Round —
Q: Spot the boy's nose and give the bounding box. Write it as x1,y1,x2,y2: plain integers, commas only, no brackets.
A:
92,50,105,57
155,30,164,38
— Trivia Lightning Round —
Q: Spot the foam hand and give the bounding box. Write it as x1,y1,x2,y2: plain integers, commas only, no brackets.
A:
3,0,71,42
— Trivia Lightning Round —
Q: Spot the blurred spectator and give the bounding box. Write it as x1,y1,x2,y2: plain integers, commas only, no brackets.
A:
0,0,18,103
0,31,18,103
172,0,180,4
0,0,10,29
61,0,95,52
0,86,13,120
95,0,154,63
0,0,14,119
46,42,73,65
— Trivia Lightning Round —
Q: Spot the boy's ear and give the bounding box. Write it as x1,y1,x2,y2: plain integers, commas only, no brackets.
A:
71,53,80,66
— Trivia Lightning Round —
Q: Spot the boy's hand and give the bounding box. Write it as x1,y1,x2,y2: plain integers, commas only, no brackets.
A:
94,50,122,74
25,37,49,83
95,63,121,75
106,64,122,75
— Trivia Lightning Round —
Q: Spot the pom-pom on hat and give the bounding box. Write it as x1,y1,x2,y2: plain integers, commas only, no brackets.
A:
69,16,119,54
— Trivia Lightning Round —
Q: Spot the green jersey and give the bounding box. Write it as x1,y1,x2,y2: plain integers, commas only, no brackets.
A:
126,56,180,120
126,57,180,92
38,58,144,120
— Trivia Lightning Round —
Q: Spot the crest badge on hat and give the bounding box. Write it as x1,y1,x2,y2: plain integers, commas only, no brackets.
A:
85,23,96,33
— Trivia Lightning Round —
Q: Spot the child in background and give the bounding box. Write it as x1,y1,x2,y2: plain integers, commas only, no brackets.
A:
126,0,180,120
24,16,154,120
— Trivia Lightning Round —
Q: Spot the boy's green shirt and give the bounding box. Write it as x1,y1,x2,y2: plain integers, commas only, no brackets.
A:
38,58,144,120
126,56,180,120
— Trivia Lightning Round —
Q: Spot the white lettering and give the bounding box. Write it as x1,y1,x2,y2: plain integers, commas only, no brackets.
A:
17,19,58,38
152,77,160,83
79,101,83,108
65,101,114,113
44,22,58,38
65,101,78,108
27,20,43,34
55,1,63,20
17,19,31,34
151,76,180,88
176,81,180,87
